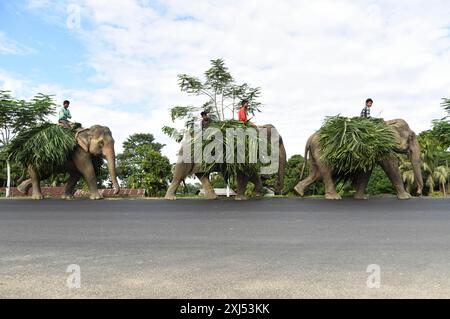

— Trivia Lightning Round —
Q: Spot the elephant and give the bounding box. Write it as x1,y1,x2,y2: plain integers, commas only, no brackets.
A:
295,119,423,200
165,124,287,200
17,125,120,200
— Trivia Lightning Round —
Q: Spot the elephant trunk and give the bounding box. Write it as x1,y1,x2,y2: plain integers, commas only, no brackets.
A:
104,146,120,194
410,134,423,195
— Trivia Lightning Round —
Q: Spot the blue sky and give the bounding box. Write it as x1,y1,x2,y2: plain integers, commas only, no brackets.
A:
0,1,98,89
1,0,450,160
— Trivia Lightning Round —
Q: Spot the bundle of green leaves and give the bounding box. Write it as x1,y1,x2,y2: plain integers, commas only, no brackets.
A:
193,120,265,179
7,123,78,176
318,116,396,175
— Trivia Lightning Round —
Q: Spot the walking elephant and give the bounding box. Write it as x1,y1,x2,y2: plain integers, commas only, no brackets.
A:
295,119,423,200
17,125,120,200
165,124,286,200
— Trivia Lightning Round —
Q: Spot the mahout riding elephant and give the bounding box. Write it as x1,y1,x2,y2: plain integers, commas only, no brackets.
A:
165,124,286,200
17,125,120,200
295,119,423,200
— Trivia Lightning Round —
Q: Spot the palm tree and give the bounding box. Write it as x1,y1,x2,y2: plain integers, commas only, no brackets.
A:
400,160,415,193
421,161,435,194
433,166,449,196
442,98,450,117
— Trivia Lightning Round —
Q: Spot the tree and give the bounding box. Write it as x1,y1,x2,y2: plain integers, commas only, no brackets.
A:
416,115,450,195
366,166,396,196
399,159,416,194
162,58,261,141
121,133,165,153
117,133,172,197
442,98,450,118
0,91,56,197
433,165,449,196
281,154,326,196
282,155,305,195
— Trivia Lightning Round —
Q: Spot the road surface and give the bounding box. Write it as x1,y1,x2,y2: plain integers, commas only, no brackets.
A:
0,198,449,298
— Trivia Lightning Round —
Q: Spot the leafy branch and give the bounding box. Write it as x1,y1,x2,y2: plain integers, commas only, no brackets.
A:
162,59,262,141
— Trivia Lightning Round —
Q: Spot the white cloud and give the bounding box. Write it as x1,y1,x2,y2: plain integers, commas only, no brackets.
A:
13,0,450,163
0,68,177,157
0,32,34,55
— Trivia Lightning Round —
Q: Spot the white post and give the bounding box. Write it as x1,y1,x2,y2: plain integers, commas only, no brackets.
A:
6,160,11,198
226,181,230,198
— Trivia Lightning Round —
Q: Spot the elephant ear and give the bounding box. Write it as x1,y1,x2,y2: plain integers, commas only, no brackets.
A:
75,129,91,153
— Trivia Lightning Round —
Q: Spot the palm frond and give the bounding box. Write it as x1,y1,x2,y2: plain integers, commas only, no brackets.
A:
319,116,396,176
190,120,267,179
6,123,77,176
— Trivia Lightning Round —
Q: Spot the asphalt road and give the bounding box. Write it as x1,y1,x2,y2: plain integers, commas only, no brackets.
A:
0,197,449,299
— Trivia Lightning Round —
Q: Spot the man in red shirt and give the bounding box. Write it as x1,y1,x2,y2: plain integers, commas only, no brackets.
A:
238,99,256,126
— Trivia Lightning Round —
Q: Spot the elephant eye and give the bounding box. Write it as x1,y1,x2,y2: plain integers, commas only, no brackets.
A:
98,140,104,147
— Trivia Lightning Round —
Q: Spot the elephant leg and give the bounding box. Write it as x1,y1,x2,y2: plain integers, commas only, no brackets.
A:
62,171,81,200
75,160,102,200
319,165,341,200
379,158,411,200
196,173,218,200
249,172,264,198
17,178,32,195
28,166,43,200
274,142,287,195
165,176,183,200
235,173,249,201
354,169,372,200
165,163,195,200
294,164,320,197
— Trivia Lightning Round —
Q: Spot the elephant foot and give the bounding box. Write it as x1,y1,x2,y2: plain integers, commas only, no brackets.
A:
354,194,369,200
325,193,342,200
61,194,75,200
235,195,248,201
204,193,218,200
294,185,305,197
31,194,44,200
165,194,177,200
89,193,103,200
397,192,412,200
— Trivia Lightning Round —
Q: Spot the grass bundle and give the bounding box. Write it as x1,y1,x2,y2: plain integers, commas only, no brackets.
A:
318,116,396,175
192,120,265,179
7,123,78,175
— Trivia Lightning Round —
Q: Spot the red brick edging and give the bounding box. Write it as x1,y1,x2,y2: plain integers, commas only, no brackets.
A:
0,187,145,198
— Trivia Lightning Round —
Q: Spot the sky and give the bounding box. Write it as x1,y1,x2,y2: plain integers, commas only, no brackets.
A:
1,0,450,162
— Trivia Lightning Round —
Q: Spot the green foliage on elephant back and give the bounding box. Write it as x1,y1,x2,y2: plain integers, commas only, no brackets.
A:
6,123,77,175
318,116,396,175
194,120,265,179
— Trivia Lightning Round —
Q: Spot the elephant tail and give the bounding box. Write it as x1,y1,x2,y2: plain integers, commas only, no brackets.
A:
299,136,312,181
182,179,188,194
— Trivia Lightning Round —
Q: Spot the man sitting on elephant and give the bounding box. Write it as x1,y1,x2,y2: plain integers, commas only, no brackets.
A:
360,98,373,118
58,100,73,128
200,111,210,129
238,99,256,127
